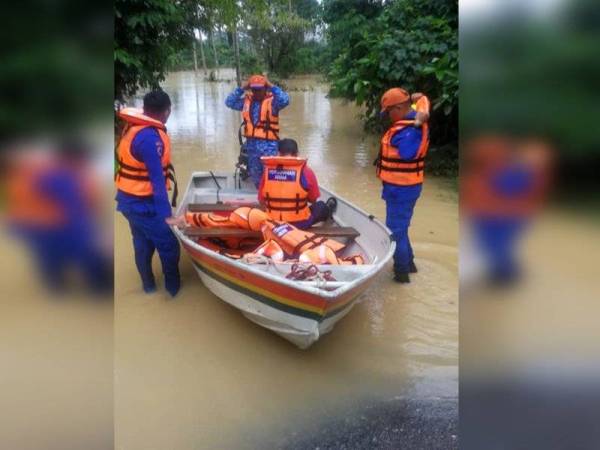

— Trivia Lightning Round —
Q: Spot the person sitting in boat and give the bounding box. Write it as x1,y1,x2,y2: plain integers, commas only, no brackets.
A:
116,90,180,297
225,74,290,188
258,138,336,230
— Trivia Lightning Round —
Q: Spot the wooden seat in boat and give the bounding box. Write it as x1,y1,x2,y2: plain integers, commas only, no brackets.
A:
187,203,263,212
183,226,360,240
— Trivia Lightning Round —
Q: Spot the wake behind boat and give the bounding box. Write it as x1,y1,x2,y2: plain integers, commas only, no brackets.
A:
172,171,395,348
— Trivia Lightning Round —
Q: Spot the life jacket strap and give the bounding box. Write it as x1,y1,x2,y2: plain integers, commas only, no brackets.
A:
379,165,425,173
292,235,328,256
380,156,425,164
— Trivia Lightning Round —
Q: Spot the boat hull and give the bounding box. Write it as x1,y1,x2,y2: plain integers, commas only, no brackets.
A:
184,241,373,349
174,171,394,349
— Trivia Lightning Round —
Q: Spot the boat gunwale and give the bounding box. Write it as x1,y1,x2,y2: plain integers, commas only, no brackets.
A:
172,171,395,300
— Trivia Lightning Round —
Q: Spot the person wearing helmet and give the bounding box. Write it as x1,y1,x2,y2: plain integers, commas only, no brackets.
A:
376,88,430,283
225,74,290,187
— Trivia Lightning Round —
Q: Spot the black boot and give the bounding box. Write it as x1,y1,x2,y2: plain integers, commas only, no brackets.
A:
325,197,338,220
409,260,418,273
394,271,410,283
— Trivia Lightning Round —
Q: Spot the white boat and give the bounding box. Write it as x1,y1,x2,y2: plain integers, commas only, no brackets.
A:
172,171,394,349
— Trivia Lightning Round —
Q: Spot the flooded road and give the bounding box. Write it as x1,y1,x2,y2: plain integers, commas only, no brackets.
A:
115,70,458,449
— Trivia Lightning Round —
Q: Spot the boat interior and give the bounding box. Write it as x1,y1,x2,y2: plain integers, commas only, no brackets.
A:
174,172,393,288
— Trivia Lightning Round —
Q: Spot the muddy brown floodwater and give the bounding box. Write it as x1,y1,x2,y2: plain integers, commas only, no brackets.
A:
115,70,458,449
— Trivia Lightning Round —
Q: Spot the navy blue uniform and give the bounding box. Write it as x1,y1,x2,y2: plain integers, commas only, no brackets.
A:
116,127,180,296
382,110,423,273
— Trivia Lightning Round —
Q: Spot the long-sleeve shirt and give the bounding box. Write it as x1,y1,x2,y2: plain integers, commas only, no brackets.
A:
258,165,320,203
382,110,425,202
225,85,290,118
226,85,291,186
116,127,172,219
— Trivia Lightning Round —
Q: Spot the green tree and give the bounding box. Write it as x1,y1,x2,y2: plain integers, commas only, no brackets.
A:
114,0,195,102
245,0,314,77
324,0,458,171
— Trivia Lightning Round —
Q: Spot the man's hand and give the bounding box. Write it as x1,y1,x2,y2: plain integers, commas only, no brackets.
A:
241,82,250,90
411,92,424,102
414,111,429,127
165,214,187,228
265,79,273,89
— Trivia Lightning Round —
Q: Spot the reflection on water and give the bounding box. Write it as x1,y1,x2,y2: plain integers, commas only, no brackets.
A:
116,70,458,449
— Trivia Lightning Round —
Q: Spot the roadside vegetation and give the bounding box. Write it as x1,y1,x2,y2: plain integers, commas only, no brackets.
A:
115,0,458,176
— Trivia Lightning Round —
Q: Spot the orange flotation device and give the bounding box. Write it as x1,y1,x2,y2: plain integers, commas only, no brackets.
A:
260,156,312,222
299,244,339,265
185,211,239,228
299,245,366,265
229,207,269,231
242,93,280,141
185,207,268,230
376,119,430,186
115,108,178,206
261,220,345,257
245,239,285,262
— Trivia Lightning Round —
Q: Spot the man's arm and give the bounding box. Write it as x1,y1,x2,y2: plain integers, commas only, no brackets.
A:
257,172,266,203
133,131,172,219
269,85,290,115
411,93,430,126
301,167,320,203
225,87,246,111
390,127,422,161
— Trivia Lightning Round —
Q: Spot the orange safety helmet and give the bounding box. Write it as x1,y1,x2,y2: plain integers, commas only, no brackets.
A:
248,74,267,88
380,87,410,111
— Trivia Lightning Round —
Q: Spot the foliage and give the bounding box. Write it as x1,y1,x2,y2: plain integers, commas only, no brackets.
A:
324,0,458,152
114,0,195,102
244,0,315,77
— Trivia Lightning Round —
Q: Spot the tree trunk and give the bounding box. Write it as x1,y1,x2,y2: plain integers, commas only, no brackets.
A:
233,24,242,86
210,27,219,68
199,36,208,74
192,38,198,74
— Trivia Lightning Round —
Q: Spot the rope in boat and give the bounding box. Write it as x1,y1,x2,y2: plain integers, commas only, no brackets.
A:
286,263,337,282
240,257,337,287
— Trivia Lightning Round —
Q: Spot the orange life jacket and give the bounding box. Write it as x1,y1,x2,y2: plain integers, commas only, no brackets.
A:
260,156,311,222
185,211,239,228
247,239,285,262
185,207,268,230
229,207,269,231
261,220,345,257
299,245,366,265
412,95,430,117
376,118,429,186
242,94,279,140
115,108,178,206
299,244,339,265
5,161,66,228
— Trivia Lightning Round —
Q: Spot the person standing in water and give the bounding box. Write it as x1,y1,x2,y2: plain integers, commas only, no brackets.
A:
225,74,290,187
115,90,180,297
376,88,430,283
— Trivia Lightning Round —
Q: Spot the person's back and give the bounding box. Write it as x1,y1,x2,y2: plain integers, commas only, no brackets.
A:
115,90,180,297
258,138,334,229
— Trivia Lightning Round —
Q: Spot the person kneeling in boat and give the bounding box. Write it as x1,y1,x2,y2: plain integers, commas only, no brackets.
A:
258,138,336,230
